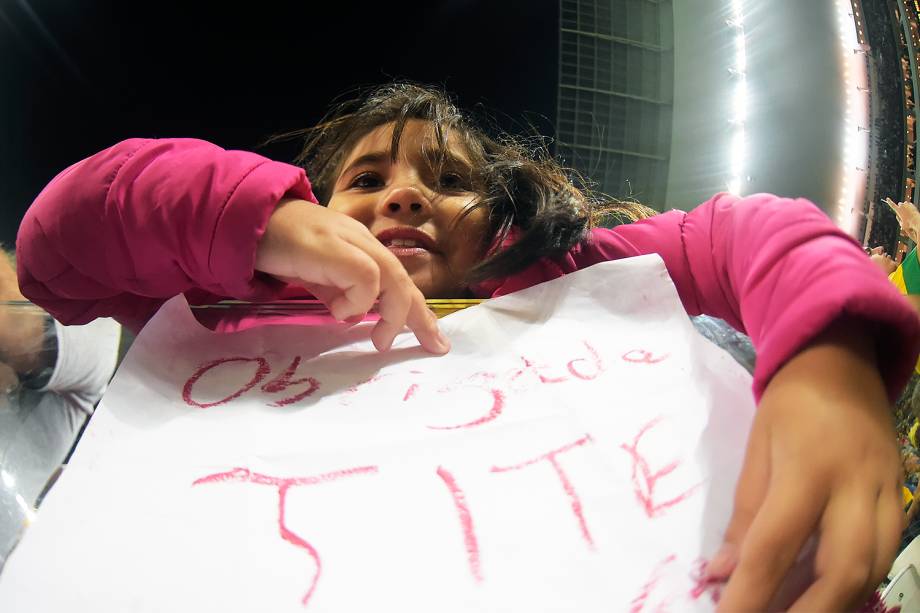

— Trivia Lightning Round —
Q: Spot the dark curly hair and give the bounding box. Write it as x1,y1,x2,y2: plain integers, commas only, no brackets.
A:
278,82,655,285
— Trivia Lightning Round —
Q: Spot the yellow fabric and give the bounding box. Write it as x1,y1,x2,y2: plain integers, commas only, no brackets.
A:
891,265,908,294
905,485,915,508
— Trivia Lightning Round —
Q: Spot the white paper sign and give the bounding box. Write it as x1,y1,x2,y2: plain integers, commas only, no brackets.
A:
0,256,755,612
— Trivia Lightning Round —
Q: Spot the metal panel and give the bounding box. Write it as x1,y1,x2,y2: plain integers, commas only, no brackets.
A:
557,0,674,210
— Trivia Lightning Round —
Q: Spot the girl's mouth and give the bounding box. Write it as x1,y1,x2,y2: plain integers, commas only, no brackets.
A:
385,239,431,257
376,227,439,257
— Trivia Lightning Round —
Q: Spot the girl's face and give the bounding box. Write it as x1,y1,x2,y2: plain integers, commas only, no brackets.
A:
327,120,490,298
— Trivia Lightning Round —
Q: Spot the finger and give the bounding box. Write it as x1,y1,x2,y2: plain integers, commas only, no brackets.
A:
302,285,369,324
309,245,381,321
405,292,450,354
787,485,876,612
372,275,449,354
271,233,381,321
302,284,343,310
717,476,825,612
273,265,375,323
345,231,450,354
870,486,905,591
706,409,771,581
370,274,413,352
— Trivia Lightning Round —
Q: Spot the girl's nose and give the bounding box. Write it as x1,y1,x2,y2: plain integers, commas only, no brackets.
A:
380,186,433,220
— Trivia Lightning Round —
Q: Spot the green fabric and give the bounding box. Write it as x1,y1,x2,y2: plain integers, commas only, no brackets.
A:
904,247,920,295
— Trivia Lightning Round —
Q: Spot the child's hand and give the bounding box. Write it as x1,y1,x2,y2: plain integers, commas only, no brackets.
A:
706,319,903,611
255,199,450,354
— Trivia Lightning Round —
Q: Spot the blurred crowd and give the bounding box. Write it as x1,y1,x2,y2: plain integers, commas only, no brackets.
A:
865,0,915,253
869,198,920,554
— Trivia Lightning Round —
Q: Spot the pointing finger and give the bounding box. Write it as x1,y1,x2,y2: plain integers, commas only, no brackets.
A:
347,229,450,354
405,291,450,354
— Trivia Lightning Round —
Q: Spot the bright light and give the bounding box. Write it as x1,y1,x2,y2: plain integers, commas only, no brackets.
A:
15,493,36,523
727,0,748,196
731,0,743,19
735,34,747,72
834,0,868,237
1,469,14,489
733,80,748,121
731,131,746,177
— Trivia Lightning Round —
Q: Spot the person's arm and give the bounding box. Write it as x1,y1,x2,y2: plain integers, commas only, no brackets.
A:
40,317,120,412
712,317,899,611
583,193,920,401
886,197,920,244
0,250,119,401
574,193,918,610
17,139,448,353
0,252,51,379
16,138,316,331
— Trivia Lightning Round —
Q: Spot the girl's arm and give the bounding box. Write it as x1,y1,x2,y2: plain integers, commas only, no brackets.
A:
586,192,920,401
710,317,900,611
17,139,448,353
16,138,315,331
577,194,918,610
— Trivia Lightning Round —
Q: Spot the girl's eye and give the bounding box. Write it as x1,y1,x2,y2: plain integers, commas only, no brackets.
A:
350,172,383,189
439,171,469,191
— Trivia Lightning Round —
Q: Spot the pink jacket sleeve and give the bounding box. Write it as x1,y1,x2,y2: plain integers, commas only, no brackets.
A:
16,138,316,330
586,192,920,401
479,192,920,401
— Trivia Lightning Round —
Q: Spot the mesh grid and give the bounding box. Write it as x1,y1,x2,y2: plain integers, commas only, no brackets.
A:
557,0,673,209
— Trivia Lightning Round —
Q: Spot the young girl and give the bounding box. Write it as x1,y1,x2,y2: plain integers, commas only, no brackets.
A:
16,82,920,611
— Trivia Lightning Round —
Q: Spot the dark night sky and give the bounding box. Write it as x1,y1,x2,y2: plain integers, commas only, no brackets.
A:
0,0,558,247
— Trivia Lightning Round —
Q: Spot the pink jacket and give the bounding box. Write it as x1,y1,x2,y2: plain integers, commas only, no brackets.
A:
17,138,920,400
